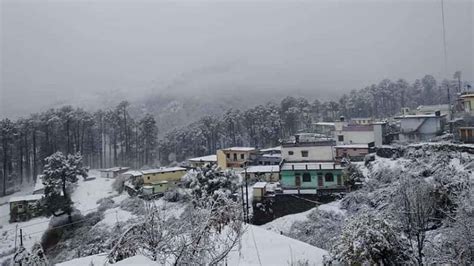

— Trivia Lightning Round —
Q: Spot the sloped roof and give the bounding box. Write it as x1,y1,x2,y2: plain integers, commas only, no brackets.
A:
9,194,43,203
188,154,217,162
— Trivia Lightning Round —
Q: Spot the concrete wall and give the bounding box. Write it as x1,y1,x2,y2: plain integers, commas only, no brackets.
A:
280,169,344,189
340,131,374,145
143,170,186,184
335,147,369,159
281,145,334,161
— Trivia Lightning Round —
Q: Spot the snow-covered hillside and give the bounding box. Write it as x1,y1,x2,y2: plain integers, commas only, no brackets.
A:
261,144,474,264
58,224,328,266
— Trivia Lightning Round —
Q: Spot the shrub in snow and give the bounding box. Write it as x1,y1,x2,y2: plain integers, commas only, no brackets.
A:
163,187,191,202
330,212,414,264
119,197,145,216
182,165,240,202
97,197,115,212
343,163,364,189
112,174,127,194
288,209,344,250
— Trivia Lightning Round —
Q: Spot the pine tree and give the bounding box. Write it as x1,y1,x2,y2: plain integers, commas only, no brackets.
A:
42,152,87,223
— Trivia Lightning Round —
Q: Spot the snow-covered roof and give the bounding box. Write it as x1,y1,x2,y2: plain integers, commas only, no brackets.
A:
221,147,256,152
281,162,343,171
312,122,336,126
351,117,373,120
244,165,279,173
9,194,43,203
395,114,446,119
122,170,143,177
261,154,281,158
459,93,474,98
100,167,130,172
33,175,45,193
260,146,282,152
188,154,217,162
253,182,267,189
335,144,369,149
141,167,187,174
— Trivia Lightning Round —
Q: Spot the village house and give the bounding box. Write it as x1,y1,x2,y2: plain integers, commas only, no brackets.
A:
216,147,257,170
460,93,474,114
350,117,373,125
242,165,280,182
252,182,268,201
334,144,370,161
281,134,335,162
396,112,446,142
188,154,217,168
459,127,474,143
141,167,187,193
416,104,451,116
9,194,44,222
256,146,282,165
334,117,386,147
311,122,336,138
99,167,130,178
279,162,345,194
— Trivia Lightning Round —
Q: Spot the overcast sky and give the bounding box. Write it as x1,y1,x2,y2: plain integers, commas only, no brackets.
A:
1,0,472,118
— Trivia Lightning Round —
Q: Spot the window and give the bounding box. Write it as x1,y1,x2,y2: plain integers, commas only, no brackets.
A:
301,150,309,157
288,151,294,155
147,176,150,180
226,153,230,159
338,135,344,141
240,154,245,160
233,153,237,160
302,173,311,182
17,204,23,209
325,173,334,182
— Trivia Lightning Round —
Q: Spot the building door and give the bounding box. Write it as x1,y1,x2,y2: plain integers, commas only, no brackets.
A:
317,174,324,187
295,174,301,187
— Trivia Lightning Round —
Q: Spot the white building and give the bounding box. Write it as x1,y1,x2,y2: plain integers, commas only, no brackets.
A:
395,113,446,142
281,137,335,162
333,117,386,147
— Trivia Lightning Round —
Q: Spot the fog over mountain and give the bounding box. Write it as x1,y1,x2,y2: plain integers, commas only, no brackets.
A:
1,0,472,118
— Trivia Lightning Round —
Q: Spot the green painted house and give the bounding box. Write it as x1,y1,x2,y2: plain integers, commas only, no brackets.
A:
280,162,345,192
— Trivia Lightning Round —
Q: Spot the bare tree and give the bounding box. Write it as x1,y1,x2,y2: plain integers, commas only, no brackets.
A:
397,178,435,265
108,193,243,264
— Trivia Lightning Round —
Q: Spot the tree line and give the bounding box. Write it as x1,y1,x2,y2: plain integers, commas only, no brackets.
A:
0,101,158,195
0,73,465,193
158,73,465,164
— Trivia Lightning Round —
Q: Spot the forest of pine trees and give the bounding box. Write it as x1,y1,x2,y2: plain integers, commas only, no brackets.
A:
0,73,466,195
0,101,158,195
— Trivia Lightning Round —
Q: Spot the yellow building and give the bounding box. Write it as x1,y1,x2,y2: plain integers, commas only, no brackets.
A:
216,147,257,170
142,167,187,185
460,93,474,114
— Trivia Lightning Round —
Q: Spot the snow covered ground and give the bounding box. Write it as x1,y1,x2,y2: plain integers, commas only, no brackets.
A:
58,224,328,266
71,170,125,214
262,200,345,235
227,224,328,265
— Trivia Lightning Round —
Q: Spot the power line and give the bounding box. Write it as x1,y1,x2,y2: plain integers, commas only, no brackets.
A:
440,0,448,76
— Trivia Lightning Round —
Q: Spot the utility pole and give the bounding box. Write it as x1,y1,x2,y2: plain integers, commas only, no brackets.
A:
20,229,23,247
244,165,250,223
241,185,246,223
